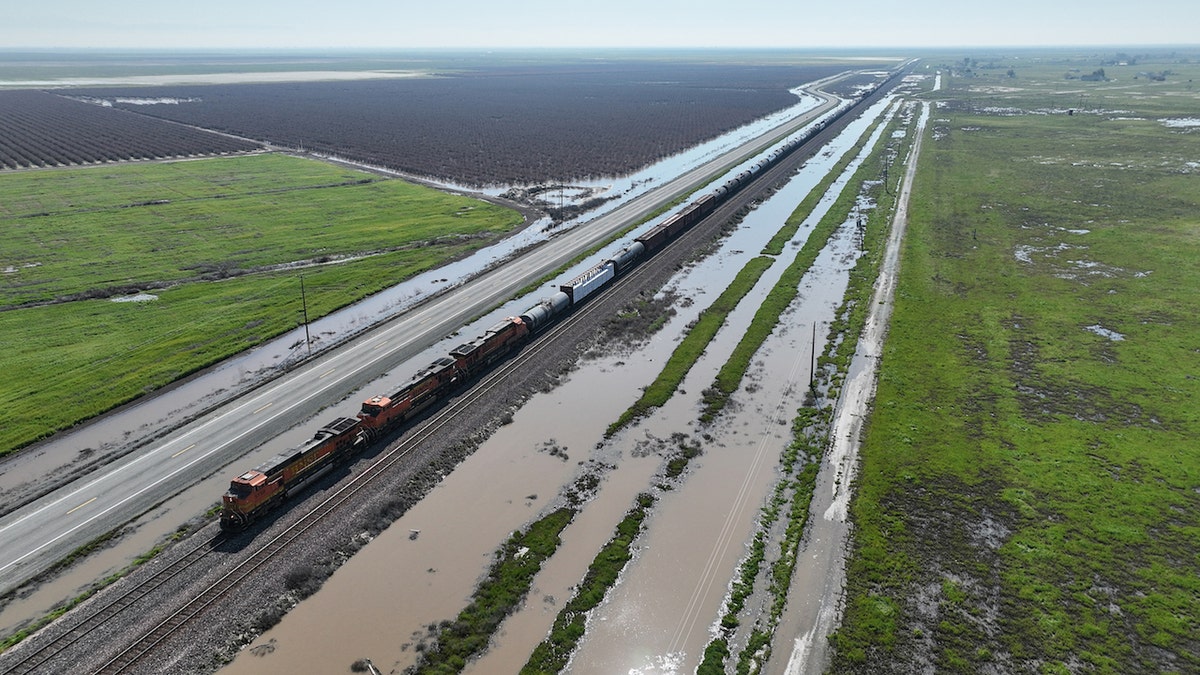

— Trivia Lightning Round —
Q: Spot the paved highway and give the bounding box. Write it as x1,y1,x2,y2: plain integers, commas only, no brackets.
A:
0,83,846,594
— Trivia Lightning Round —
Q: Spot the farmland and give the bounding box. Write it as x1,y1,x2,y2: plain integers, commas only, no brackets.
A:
0,153,522,456
831,52,1200,672
0,56,900,458
75,61,856,185
0,89,259,169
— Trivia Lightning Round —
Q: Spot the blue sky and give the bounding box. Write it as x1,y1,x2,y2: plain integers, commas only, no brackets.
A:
4,0,1197,49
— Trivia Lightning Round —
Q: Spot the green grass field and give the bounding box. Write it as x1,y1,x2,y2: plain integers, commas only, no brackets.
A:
831,52,1200,672
0,154,523,456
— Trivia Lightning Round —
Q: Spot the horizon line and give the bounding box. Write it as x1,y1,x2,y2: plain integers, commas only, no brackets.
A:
2,43,1199,53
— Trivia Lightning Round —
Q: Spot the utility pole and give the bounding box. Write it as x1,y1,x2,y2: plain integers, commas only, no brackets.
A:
809,321,817,394
300,275,311,356
883,144,894,196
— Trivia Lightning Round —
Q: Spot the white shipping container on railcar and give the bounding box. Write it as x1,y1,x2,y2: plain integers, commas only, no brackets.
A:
561,261,615,304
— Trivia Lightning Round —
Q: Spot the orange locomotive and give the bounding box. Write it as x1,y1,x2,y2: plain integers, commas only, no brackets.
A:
357,356,461,439
220,317,531,531
220,417,365,530
216,86,872,532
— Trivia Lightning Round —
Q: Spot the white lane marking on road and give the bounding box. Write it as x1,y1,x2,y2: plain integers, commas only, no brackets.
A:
0,79,847,581
0,342,397,576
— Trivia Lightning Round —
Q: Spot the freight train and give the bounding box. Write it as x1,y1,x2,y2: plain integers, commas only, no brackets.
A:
218,89,879,531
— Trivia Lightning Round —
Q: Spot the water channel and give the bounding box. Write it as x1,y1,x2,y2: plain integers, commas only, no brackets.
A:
221,95,901,674
0,81,836,643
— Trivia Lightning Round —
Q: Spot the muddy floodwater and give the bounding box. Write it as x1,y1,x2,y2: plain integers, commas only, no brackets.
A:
0,85,831,638
223,96,899,673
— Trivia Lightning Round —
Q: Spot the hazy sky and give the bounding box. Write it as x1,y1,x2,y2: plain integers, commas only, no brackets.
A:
4,0,1197,50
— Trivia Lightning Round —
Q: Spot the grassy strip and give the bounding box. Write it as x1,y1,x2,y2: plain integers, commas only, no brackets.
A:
831,54,1200,672
699,108,902,422
697,408,825,674
521,493,655,674
0,154,521,457
731,113,910,669
759,109,883,257
734,428,825,674
696,108,915,672
412,428,697,673
410,507,575,673
605,255,775,436
814,135,906,397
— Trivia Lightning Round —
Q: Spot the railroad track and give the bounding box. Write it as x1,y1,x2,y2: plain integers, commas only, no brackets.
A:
0,534,221,675
2,243,666,674
2,71,906,673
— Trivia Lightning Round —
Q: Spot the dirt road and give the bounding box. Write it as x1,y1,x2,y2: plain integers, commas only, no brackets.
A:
773,100,929,674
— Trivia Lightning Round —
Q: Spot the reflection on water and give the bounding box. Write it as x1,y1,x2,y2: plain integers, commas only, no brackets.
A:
0,75,897,660
221,93,898,673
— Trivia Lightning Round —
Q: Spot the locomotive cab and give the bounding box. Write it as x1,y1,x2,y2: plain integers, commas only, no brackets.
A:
360,395,391,418
221,470,270,530
228,469,267,492
223,470,267,503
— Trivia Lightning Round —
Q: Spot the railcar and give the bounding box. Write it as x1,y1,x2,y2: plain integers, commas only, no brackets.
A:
220,416,364,530
559,261,616,304
608,241,645,275
357,356,462,439
218,81,885,532
634,222,671,253
519,292,571,331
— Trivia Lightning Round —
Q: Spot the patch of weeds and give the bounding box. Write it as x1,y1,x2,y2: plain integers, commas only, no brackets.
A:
832,54,1200,673
409,508,575,673
607,257,775,435
522,493,655,674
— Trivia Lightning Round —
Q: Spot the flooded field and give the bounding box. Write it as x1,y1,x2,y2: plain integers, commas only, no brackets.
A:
0,70,427,89
0,78,838,641
219,96,901,673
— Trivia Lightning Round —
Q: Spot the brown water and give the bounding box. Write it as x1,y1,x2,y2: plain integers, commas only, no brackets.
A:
219,339,681,674
218,95,900,673
563,233,858,674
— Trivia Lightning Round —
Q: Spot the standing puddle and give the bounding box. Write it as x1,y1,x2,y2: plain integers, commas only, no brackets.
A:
218,322,697,674
562,217,865,675
218,94,896,673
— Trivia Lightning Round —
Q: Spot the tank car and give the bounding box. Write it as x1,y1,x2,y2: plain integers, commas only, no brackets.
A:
519,292,571,331
608,241,645,275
